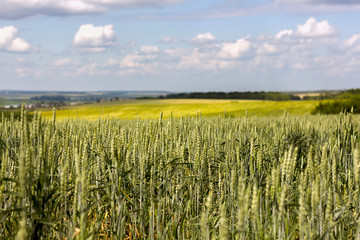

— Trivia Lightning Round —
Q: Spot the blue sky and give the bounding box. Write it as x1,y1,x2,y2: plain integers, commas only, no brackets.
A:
1,0,360,92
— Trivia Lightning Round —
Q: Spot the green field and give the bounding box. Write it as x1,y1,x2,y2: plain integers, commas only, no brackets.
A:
1,110,360,239
40,99,322,120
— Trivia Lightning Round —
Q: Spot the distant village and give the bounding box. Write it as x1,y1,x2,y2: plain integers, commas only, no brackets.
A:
3,102,69,109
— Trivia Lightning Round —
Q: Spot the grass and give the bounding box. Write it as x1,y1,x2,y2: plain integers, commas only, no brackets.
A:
40,99,322,120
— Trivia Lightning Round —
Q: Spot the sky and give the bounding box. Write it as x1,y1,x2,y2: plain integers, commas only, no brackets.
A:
0,0,360,92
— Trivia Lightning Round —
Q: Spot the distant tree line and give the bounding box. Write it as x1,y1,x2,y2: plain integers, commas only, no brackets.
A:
302,93,337,100
158,91,301,101
311,89,360,114
30,95,69,101
30,95,111,102
312,96,360,114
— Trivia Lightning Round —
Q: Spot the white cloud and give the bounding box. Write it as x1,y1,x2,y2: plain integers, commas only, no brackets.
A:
345,56,360,73
12,58,41,78
190,32,217,45
118,51,165,75
22,16,359,89
257,43,280,55
178,48,210,69
0,0,185,19
253,55,284,69
120,56,139,68
344,34,360,48
75,63,102,76
275,29,294,40
115,46,162,70
0,26,32,52
164,47,189,58
271,17,338,53
78,47,109,52
342,34,360,53
140,45,160,54
219,38,251,59
296,17,337,38
120,53,156,68
271,17,338,51
116,45,162,70
73,24,116,52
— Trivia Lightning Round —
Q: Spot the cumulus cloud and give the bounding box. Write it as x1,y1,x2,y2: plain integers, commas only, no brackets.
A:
272,17,337,44
119,53,164,75
219,38,251,59
344,34,360,48
190,32,217,45
178,48,216,70
275,29,294,40
296,17,337,38
120,46,161,69
0,0,185,19
343,34,360,53
44,16,360,87
0,26,32,52
257,43,280,55
73,24,116,52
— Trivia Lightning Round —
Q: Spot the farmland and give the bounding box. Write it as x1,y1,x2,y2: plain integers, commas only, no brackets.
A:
40,99,322,120
1,107,360,239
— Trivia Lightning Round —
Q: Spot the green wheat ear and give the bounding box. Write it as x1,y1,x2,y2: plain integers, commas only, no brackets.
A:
0,111,359,239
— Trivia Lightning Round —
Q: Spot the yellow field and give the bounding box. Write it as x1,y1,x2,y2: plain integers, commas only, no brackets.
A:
40,99,322,120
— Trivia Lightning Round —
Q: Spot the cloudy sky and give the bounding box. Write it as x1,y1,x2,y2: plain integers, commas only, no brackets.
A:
0,0,360,92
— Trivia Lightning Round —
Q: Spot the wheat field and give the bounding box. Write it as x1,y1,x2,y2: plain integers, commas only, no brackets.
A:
1,108,359,239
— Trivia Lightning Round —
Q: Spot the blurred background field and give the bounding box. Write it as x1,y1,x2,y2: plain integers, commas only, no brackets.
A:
2,89,359,121
39,99,323,120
